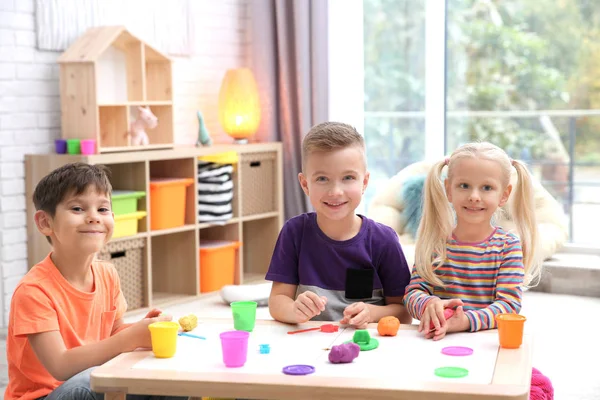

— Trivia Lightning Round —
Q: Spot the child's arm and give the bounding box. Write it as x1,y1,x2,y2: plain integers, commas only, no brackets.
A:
111,309,163,335
341,296,412,328
268,282,327,324
29,314,172,382
403,268,439,321
462,241,525,332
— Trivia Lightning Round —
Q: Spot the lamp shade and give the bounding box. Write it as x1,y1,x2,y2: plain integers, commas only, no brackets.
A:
218,68,261,143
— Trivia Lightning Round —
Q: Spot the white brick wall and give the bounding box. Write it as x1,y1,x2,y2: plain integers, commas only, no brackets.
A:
0,0,249,327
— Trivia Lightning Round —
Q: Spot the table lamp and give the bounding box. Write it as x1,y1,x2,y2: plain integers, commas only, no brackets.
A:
218,68,261,144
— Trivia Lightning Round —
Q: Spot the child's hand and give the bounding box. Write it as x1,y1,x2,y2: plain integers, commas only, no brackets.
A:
293,291,328,323
121,313,173,352
445,306,469,334
144,308,163,319
340,302,371,329
427,306,469,340
418,298,463,336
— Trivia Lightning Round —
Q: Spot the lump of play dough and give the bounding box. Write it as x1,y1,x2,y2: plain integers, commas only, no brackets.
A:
178,314,198,332
430,308,455,330
377,316,400,336
328,343,360,364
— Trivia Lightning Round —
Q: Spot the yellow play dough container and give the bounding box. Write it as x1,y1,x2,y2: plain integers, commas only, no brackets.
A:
148,321,179,358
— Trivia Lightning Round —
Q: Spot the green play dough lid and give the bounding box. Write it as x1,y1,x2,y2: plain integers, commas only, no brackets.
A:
434,366,469,378
344,337,379,351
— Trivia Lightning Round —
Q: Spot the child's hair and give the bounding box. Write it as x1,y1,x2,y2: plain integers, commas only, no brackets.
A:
33,162,113,243
414,142,541,288
301,122,366,170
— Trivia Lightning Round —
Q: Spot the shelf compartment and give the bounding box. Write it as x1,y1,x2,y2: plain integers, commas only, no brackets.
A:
128,104,173,146
199,223,241,292
197,158,239,222
145,45,172,101
99,105,128,148
242,216,280,279
240,152,278,216
149,158,196,230
105,162,148,234
151,230,198,298
98,237,149,310
96,36,145,104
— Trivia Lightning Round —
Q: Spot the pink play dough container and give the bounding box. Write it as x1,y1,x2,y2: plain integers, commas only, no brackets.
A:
219,330,249,368
80,139,96,155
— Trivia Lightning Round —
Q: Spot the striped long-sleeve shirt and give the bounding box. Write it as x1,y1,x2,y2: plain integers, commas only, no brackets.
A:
403,227,524,332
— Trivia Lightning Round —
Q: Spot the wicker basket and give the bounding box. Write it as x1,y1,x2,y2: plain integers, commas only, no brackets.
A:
97,238,145,310
240,151,276,216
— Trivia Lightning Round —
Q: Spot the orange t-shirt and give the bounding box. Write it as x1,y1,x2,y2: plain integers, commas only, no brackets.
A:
5,253,127,400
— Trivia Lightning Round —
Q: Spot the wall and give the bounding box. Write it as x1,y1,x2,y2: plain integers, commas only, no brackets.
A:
0,0,249,327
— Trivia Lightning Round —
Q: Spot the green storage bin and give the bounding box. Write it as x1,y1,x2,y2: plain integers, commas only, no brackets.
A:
112,190,146,215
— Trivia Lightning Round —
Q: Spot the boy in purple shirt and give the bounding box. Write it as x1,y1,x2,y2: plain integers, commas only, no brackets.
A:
266,122,412,328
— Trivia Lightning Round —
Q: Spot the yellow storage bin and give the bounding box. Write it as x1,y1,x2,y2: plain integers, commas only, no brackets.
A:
198,151,238,165
113,211,146,238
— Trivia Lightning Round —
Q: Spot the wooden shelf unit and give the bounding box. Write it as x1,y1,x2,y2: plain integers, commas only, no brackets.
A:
57,26,175,153
25,143,284,311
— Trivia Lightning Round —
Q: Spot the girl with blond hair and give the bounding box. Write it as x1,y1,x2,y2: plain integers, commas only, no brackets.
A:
404,141,543,340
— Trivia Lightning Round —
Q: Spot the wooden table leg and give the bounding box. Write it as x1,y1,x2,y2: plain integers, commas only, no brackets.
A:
104,392,126,400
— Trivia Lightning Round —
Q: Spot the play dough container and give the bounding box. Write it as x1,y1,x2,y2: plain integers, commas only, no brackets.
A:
496,313,526,349
220,330,250,368
231,301,257,332
148,321,179,358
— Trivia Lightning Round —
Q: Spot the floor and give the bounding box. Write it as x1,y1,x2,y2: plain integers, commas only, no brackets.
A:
1,290,598,399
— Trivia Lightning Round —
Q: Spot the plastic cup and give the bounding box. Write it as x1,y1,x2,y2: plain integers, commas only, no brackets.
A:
148,321,179,358
80,139,96,155
66,138,80,154
55,139,67,154
220,330,250,368
231,301,257,332
496,313,526,349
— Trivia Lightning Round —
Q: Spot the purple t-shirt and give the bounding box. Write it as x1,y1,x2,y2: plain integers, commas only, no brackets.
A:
265,212,411,321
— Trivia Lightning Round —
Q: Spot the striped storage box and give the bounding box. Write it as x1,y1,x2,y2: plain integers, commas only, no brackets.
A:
197,161,234,223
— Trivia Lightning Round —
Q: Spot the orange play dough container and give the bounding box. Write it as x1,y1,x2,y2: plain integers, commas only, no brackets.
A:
149,178,194,230
496,313,526,349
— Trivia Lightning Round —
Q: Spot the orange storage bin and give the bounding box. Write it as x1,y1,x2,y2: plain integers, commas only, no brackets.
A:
199,240,241,293
150,178,194,230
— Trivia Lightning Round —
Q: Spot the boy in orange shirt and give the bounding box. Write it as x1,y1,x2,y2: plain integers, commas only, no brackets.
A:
5,163,184,400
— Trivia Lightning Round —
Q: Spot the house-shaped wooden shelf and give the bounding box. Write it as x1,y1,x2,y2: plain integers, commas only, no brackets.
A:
58,26,174,153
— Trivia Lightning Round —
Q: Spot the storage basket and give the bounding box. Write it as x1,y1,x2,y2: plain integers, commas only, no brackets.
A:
97,238,145,310
240,152,276,216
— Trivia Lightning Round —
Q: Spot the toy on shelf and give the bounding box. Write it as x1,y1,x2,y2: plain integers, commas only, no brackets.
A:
196,111,213,147
127,106,157,146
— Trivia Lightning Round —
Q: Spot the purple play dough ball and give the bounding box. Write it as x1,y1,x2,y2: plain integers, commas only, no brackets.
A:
328,343,360,364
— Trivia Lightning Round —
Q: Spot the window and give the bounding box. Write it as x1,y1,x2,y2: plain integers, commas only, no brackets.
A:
363,0,600,247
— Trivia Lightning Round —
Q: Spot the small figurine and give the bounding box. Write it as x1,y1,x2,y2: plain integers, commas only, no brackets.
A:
196,110,212,147
328,343,360,364
127,106,157,146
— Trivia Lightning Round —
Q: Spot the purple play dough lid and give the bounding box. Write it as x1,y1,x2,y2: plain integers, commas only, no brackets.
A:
282,364,315,375
441,346,474,356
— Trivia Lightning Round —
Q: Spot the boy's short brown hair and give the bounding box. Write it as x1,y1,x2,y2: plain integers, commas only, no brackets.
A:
33,162,113,243
301,122,366,169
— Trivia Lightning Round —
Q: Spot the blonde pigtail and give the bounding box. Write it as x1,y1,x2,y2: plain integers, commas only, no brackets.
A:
511,160,542,287
414,160,454,287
